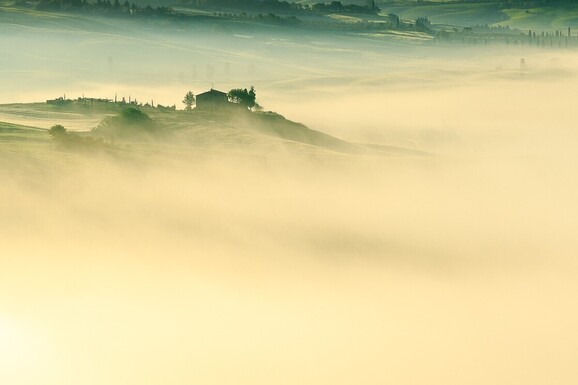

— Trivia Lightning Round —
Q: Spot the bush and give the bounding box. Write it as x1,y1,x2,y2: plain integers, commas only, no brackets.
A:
48,124,110,151
93,107,161,140
49,124,67,138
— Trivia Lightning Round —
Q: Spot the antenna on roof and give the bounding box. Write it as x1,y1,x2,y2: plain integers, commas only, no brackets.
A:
211,83,214,90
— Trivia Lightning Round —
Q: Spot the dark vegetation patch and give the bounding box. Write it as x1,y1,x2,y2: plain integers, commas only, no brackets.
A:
92,107,164,141
49,124,111,151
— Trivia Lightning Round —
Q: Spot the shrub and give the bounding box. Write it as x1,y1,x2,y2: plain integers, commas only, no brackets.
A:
48,124,110,151
49,124,67,138
93,107,161,140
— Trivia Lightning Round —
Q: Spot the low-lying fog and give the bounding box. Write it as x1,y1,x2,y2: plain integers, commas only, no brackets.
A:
1,16,578,385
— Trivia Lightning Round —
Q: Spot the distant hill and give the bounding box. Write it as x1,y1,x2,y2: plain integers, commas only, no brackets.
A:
376,0,578,30
0,102,427,160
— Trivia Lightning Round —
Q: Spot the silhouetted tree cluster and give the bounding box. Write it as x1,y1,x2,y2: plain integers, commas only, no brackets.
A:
228,86,257,110
36,0,62,10
435,23,578,48
186,0,301,13
311,1,380,15
35,0,173,16
415,17,432,33
183,0,378,15
48,124,109,151
48,124,67,138
497,0,575,7
93,107,161,140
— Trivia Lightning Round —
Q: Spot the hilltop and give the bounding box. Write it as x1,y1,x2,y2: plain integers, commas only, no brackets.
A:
0,96,427,170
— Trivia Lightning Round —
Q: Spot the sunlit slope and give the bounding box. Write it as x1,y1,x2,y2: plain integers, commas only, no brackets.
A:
0,103,110,131
0,120,45,139
152,109,370,155
0,120,108,171
379,2,578,31
379,3,508,27
495,6,578,30
0,121,48,154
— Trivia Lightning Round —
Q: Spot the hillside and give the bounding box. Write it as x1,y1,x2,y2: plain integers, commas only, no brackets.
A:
377,1,578,31
379,2,508,27
0,102,426,166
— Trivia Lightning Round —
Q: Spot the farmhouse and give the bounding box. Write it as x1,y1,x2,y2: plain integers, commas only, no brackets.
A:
195,89,229,110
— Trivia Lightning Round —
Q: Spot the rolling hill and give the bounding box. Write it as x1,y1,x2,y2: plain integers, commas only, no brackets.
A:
0,101,428,170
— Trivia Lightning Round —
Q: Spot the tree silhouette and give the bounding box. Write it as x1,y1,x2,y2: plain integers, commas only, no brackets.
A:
92,107,159,140
227,86,256,110
182,91,195,110
49,124,66,138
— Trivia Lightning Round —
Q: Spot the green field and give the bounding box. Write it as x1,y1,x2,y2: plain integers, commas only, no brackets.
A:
378,2,578,32
380,2,509,27
496,6,578,30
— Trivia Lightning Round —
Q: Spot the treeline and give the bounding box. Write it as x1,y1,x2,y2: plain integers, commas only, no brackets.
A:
181,0,380,15
211,11,301,25
414,0,578,5
211,11,427,33
184,0,299,12
435,25,578,48
489,0,578,6
35,0,174,15
308,1,380,14
29,0,380,21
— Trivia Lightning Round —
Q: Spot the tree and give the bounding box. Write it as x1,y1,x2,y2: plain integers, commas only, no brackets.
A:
227,86,257,110
182,91,195,110
93,107,158,140
49,124,67,138
48,124,109,151
415,17,431,32
116,107,153,124
35,0,61,10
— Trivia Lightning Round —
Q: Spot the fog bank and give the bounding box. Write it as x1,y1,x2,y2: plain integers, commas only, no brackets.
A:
2,15,578,385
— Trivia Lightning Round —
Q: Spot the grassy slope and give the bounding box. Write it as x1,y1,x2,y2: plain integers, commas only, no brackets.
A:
379,3,508,26
0,103,404,163
378,2,578,31
146,107,371,155
0,103,114,131
0,120,62,174
496,6,578,30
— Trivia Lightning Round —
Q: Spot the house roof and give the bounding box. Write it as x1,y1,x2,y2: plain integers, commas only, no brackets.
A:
197,89,227,97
